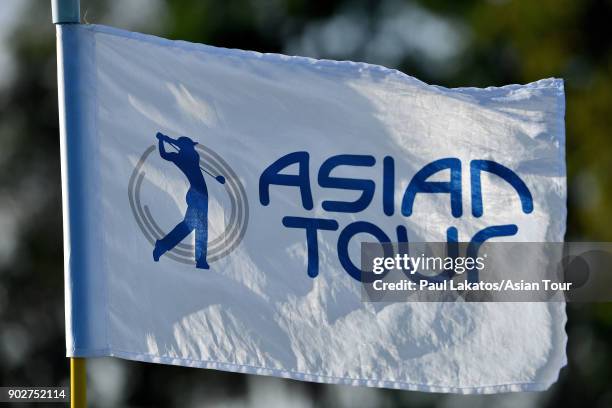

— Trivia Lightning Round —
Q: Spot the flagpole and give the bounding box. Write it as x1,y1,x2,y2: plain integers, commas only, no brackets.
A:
51,1,85,408
51,0,80,24
70,358,86,408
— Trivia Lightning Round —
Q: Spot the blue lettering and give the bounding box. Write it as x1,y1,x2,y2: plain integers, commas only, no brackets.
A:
470,160,533,217
282,216,339,278
383,156,394,216
337,221,391,282
466,224,518,282
259,152,313,210
318,154,376,213
401,158,462,218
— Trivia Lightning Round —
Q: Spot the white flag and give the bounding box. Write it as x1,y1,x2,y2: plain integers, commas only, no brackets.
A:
58,24,567,394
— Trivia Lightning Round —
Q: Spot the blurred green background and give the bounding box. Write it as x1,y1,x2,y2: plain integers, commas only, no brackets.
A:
0,0,611,406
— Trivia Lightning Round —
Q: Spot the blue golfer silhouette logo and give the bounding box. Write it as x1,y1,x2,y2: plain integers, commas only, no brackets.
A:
152,132,225,269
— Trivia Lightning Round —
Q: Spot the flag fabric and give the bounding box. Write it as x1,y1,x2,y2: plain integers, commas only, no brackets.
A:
58,24,567,394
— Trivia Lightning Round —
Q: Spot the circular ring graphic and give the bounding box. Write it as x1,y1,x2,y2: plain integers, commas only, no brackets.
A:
128,144,249,264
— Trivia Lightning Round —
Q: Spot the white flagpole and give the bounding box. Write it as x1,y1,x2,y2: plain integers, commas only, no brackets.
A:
50,1,85,408
51,0,80,24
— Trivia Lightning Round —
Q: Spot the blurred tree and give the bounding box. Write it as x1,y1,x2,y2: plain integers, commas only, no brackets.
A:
0,0,610,407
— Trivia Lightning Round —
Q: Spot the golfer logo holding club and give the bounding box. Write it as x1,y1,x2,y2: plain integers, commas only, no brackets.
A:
152,132,225,269
129,131,248,269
